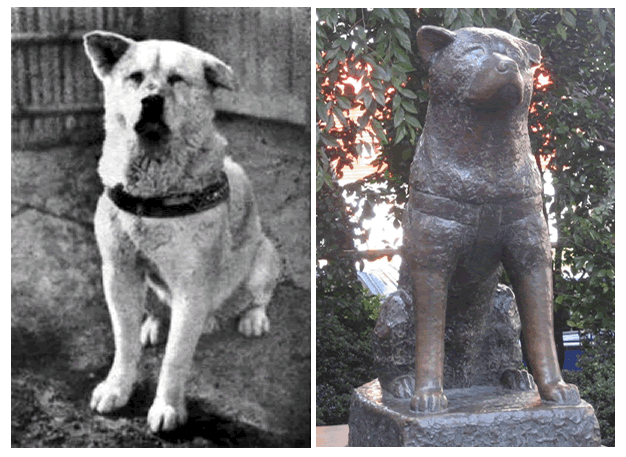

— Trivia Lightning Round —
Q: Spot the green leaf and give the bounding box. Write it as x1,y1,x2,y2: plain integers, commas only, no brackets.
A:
317,101,329,124
371,64,391,82
327,56,339,72
362,90,373,109
394,125,407,144
460,9,474,28
370,118,387,145
397,86,418,99
394,9,411,29
393,28,412,51
402,100,418,114
393,94,402,110
373,89,386,106
332,106,348,127
358,111,371,129
562,10,577,28
510,15,521,36
370,79,383,91
444,8,458,26
348,8,356,23
394,106,405,129
405,114,422,129
320,132,340,147
357,26,366,42
335,96,351,110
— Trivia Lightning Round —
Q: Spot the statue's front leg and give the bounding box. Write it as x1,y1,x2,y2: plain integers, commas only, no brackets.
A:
409,266,449,413
503,213,580,405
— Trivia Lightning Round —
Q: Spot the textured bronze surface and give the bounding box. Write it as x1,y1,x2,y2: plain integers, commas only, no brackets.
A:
398,26,580,412
373,284,530,397
348,380,600,447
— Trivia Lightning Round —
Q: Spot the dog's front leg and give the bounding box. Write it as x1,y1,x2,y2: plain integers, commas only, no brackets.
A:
409,266,449,413
147,289,208,433
502,215,580,405
91,255,145,414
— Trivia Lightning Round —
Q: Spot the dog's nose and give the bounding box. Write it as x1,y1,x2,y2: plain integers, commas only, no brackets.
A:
141,94,165,112
495,54,518,74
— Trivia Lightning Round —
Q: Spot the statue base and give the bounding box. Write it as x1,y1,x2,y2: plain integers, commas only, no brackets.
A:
348,379,600,447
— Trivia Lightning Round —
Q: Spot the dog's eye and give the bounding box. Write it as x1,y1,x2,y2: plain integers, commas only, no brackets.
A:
465,46,486,57
168,74,185,85
506,48,523,63
128,71,144,84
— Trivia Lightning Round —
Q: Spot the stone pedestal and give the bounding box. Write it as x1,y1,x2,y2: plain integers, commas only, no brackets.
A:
348,379,600,447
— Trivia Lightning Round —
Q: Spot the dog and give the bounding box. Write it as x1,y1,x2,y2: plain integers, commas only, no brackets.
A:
400,26,580,412
83,31,280,433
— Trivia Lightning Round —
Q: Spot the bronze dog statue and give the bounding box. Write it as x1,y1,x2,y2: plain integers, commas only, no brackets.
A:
399,26,580,413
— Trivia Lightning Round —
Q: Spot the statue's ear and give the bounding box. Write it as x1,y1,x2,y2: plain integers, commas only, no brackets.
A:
203,54,237,91
521,40,542,66
84,31,134,80
416,25,456,63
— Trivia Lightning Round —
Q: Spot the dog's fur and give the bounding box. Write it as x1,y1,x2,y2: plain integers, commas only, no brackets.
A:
84,31,279,433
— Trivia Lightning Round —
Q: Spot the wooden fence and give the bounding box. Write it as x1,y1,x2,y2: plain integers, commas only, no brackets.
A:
184,8,310,128
11,7,310,149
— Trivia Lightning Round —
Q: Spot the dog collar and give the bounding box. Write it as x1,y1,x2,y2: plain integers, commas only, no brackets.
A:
107,171,229,218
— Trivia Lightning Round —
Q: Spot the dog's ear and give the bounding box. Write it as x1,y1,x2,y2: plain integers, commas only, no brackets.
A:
520,40,542,67
84,31,135,80
416,25,456,64
203,55,237,91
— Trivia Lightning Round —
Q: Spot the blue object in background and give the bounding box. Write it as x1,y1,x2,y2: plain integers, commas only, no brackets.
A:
563,349,583,371
562,330,583,371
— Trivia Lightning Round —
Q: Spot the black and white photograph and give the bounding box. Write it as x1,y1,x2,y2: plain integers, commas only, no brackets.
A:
11,6,311,447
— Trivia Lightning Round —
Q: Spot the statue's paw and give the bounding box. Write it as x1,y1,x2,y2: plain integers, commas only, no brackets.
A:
410,388,448,413
389,374,415,399
538,380,580,405
500,368,536,391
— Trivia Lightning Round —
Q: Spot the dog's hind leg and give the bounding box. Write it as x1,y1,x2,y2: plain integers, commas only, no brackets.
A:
141,274,171,347
238,237,280,337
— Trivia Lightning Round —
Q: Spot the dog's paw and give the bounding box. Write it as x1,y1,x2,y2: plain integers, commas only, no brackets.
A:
238,307,270,337
500,368,537,391
538,379,580,405
410,388,448,413
203,315,220,334
389,374,415,399
140,315,162,347
147,398,188,433
90,380,133,414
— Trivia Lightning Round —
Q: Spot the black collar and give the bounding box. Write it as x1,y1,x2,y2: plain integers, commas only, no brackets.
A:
107,171,229,218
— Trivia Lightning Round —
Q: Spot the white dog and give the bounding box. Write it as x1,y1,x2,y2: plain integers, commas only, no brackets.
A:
84,31,280,433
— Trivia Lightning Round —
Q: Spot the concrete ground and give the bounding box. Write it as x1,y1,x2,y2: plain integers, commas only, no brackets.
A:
11,114,311,447
316,425,348,447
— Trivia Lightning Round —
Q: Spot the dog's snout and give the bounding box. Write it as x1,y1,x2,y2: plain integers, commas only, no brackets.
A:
135,94,169,141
